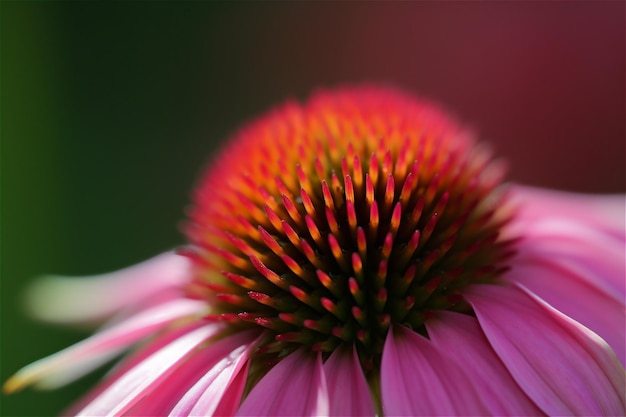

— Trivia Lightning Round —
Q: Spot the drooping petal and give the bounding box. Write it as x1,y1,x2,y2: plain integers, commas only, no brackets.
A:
74,324,221,416
323,345,375,416
510,185,626,240
24,251,192,326
426,311,545,416
3,298,206,393
165,331,259,416
505,259,625,366
381,325,488,416
465,283,626,416
236,348,329,416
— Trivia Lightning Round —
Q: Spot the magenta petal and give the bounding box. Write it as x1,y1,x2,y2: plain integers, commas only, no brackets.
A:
167,331,258,416
381,325,488,416
505,259,625,366
426,311,545,416
323,346,375,416
236,348,329,416
4,298,205,393
465,283,625,416
75,324,221,416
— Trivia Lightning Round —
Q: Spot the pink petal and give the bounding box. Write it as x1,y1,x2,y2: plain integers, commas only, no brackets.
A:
505,258,625,366
212,362,250,417
465,283,625,416
236,348,329,416
3,298,206,393
426,311,545,416
510,185,625,240
166,331,259,416
514,224,625,303
24,251,192,326
323,346,375,416
381,325,488,416
75,324,221,416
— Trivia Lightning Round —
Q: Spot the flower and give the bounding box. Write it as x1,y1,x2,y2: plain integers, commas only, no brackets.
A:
4,86,625,416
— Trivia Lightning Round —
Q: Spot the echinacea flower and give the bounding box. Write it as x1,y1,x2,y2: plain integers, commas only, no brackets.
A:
4,86,625,416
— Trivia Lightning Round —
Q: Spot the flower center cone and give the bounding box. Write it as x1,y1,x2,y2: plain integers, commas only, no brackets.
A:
183,88,515,374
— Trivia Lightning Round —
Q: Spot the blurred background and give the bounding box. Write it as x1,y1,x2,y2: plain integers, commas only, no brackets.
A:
2,2,624,415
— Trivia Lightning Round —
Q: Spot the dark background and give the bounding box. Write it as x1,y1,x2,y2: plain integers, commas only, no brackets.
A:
2,2,624,415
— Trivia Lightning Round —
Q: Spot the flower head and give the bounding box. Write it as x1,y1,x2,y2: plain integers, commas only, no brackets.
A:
5,87,625,416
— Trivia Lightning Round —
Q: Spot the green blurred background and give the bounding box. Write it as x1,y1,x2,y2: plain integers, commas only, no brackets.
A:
2,2,624,416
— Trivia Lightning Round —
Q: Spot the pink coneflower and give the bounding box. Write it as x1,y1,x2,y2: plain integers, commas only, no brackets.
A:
4,87,625,416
